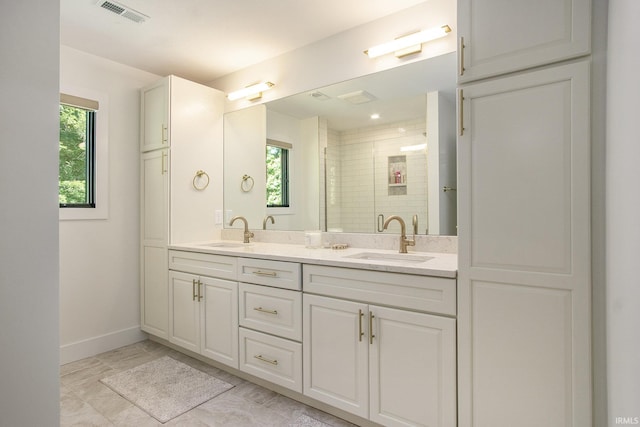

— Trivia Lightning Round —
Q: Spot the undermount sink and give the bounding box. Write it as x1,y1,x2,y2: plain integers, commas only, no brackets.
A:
345,252,434,264
198,242,246,248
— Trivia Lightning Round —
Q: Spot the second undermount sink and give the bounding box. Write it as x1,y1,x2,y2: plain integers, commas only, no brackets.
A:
198,242,246,248
345,252,434,264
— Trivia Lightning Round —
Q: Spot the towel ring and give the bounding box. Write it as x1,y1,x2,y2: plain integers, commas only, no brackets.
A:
241,174,255,192
192,170,210,191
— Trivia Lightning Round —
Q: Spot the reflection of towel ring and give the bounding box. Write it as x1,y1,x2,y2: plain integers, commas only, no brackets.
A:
192,170,210,190
241,174,254,192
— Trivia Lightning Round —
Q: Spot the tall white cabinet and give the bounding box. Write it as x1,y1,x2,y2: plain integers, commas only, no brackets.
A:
140,76,224,340
457,1,592,426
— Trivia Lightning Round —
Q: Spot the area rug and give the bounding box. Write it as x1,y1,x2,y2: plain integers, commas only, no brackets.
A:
289,414,331,426
100,355,233,423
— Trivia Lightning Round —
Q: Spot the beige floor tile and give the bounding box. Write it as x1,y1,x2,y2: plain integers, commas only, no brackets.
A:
60,391,113,426
197,392,290,426
61,340,356,427
109,405,163,427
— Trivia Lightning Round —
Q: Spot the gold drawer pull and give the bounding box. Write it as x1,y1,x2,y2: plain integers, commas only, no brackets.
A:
253,307,278,316
253,270,278,277
254,354,278,366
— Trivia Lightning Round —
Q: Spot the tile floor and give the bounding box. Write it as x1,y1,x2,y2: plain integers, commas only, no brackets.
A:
60,340,357,426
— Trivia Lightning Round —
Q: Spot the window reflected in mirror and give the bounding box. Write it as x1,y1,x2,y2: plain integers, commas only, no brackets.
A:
266,139,291,208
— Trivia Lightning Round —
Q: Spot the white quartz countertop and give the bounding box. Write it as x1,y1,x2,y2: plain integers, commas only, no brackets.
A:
169,240,457,278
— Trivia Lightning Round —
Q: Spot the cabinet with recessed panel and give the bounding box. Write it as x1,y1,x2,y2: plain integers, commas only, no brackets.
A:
303,265,457,427
168,250,239,368
457,1,593,425
457,0,591,82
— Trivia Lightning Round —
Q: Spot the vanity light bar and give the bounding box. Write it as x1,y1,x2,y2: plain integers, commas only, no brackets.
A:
400,143,427,152
365,25,452,59
227,82,275,101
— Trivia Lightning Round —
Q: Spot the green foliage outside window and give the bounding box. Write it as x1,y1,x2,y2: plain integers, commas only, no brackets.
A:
59,104,90,205
266,145,289,207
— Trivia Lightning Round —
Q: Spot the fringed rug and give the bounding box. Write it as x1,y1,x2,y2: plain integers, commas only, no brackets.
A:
100,356,233,423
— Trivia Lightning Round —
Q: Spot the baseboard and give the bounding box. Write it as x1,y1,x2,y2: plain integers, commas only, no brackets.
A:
60,326,148,365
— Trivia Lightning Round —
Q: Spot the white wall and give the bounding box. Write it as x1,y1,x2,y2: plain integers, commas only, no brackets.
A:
223,104,267,229
0,2,60,424
606,0,640,423
210,0,457,110
59,46,160,364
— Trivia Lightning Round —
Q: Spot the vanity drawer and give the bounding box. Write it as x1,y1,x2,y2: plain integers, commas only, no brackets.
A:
303,265,456,316
237,258,301,290
239,327,302,393
168,250,237,281
239,283,302,341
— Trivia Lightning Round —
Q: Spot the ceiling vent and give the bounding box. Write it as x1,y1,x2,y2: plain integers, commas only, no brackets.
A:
96,1,149,23
337,90,377,105
309,91,331,101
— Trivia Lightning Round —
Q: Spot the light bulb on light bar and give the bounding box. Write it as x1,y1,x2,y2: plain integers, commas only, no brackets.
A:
227,82,274,101
365,25,452,59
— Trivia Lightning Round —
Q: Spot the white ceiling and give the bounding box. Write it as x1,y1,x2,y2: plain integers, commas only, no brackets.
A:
60,0,429,83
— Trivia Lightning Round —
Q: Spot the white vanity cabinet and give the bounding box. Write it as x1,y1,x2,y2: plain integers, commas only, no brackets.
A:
237,258,303,393
139,76,224,340
168,250,239,369
303,265,457,427
457,0,591,82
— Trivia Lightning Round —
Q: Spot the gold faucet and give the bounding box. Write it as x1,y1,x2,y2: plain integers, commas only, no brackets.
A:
229,216,254,243
263,215,275,230
383,215,415,253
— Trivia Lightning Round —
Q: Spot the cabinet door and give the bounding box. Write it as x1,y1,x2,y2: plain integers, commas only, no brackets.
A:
140,245,168,338
303,294,369,418
457,62,591,427
168,271,200,353
200,276,239,369
140,76,169,152
457,0,590,82
141,150,168,246
369,306,457,427
140,149,169,338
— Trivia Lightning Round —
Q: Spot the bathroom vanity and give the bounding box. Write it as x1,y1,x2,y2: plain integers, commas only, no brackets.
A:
162,241,457,427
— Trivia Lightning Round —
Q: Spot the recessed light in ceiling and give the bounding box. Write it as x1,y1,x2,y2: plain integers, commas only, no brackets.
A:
96,0,149,23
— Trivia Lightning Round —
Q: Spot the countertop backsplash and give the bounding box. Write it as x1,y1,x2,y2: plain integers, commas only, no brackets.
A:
220,229,457,254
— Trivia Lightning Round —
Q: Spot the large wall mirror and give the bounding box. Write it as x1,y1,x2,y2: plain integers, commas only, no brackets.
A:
224,51,457,235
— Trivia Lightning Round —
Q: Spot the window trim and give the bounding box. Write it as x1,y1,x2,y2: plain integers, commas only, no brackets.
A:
59,85,109,221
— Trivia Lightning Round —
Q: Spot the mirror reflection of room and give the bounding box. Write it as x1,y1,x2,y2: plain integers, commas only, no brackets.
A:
223,52,457,235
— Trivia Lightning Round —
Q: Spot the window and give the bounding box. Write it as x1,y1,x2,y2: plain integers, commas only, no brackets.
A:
59,100,96,208
59,87,108,221
266,139,291,208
